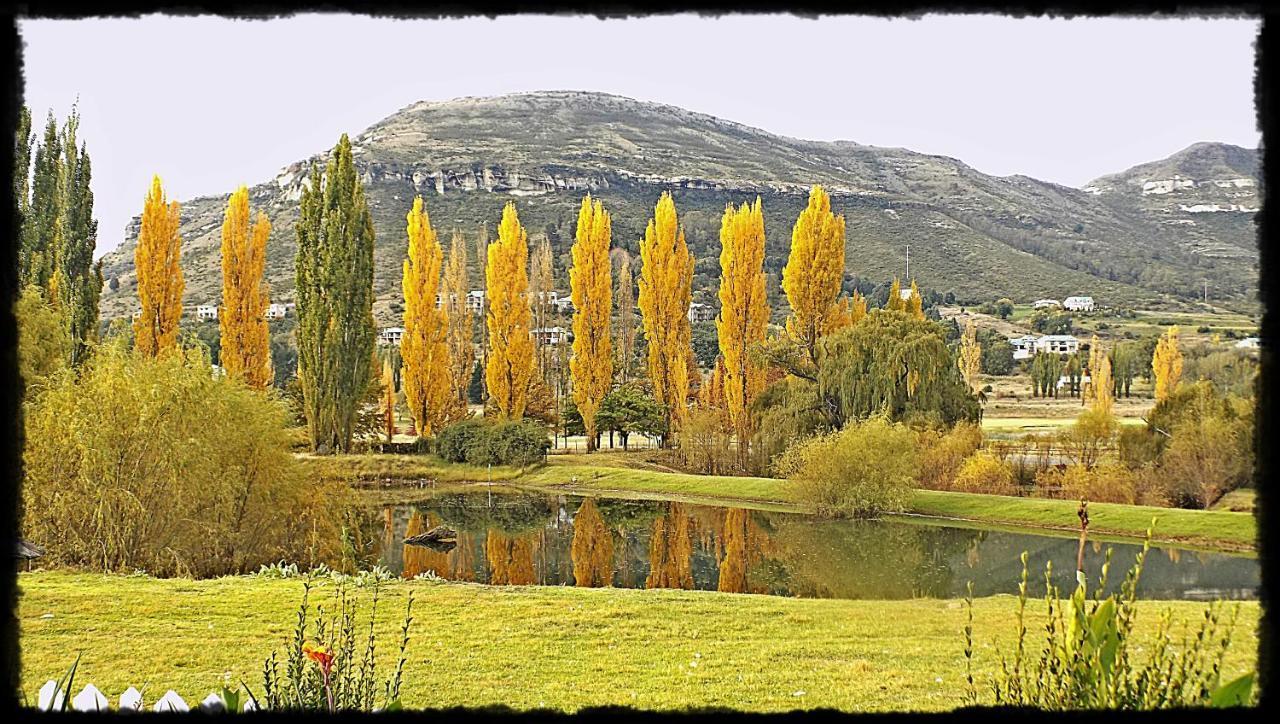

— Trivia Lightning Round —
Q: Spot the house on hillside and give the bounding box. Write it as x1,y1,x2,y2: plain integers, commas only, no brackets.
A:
1235,337,1260,349
264,303,289,320
1010,335,1039,361
532,326,569,346
688,302,715,323
378,327,404,346
466,290,485,313
1035,334,1079,355
1033,299,1061,310
552,297,575,316
196,304,218,322
1063,295,1095,312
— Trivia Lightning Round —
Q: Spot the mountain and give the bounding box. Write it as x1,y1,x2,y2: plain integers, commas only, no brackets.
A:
96,91,1260,324
1083,142,1259,265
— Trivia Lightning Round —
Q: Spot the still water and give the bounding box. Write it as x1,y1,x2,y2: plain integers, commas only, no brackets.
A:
355,491,1257,601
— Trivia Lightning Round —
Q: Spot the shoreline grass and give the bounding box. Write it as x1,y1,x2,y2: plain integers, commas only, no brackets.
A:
18,571,1259,712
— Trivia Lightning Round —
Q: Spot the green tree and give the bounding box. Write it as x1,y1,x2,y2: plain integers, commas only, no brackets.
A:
53,107,103,367
977,329,1014,375
1110,341,1140,398
21,111,61,289
597,382,667,450
295,134,377,453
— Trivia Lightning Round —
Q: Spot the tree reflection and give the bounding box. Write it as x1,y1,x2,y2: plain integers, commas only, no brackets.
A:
486,529,537,585
571,498,615,587
646,503,694,589
718,508,771,593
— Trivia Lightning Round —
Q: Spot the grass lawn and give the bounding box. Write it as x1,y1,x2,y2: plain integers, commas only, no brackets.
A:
980,416,1145,434
17,571,1259,712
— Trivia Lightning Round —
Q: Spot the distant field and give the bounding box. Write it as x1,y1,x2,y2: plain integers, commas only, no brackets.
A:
980,416,1144,434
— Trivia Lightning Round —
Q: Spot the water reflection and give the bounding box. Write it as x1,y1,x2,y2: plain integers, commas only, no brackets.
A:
365,491,1259,601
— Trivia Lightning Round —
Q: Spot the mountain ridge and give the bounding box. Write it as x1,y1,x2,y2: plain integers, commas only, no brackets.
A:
97,91,1259,324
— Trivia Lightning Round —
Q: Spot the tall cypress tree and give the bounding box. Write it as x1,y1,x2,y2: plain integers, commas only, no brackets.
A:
54,107,102,366
14,105,32,236
295,134,376,453
22,112,62,290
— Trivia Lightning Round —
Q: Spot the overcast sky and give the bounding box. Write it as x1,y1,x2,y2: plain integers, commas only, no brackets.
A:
18,13,1260,259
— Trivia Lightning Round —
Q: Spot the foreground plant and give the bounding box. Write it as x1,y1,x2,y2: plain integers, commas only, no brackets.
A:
964,503,1254,709
256,578,414,711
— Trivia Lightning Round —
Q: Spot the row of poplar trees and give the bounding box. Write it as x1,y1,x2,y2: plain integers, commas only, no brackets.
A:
14,105,102,368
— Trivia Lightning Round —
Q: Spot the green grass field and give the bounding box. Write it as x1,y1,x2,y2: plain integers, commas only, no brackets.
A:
17,571,1259,712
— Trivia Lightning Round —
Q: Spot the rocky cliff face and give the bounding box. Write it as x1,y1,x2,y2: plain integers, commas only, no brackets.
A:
97,91,1259,323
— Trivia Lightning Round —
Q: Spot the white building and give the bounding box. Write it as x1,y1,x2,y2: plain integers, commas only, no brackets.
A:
551,297,575,316
1063,296,1095,312
531,326,569,346
196,304,218,322
435,292,461,310
1033,299,1061,310
1235,337,1260,349
688,302,716,323
1035,334,1080,355
264,303,289,320
1010,335,1039,361
466,290,485,313
899,287,914,302
378,327,404,346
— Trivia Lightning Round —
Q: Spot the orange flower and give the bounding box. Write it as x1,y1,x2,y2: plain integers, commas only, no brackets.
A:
302,642,336,673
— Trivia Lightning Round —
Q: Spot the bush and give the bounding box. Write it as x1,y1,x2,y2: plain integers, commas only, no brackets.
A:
21,343,349,577
436,418,549,467
952,452,1017,495
916,422,983,490
1034,463,1143,504
435,419,488,463
778,417,918,518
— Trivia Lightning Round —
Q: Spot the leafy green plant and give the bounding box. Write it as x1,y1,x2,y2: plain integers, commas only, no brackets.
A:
256,578,414,712
964,506,1254,709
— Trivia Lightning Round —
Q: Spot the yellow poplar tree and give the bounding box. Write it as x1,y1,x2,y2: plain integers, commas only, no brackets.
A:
218,186,273,388
443,231,474,404
485,202,535,419
1088,336,1114,417
906,280,925,320
401,196,451,435
133,175,184,357
569,195,613,451
637,192,693,443
716,197,769,454
782,185,846,360
958,318,981,394
886,277,905,312
1152,326,1183,402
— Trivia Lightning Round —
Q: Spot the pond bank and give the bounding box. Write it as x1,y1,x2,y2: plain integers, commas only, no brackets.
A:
305,455,1255,554
18,571,1259,712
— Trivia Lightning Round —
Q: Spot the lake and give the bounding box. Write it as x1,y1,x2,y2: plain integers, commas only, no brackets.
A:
355,490,1258,601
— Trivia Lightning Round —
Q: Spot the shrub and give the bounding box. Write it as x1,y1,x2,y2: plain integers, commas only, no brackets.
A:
1057,408,1116,468
916,422,983,490
1034,463,1141,504
21,343,349,577
435,418,488,463
681,406,737,475
1116,424,1160,469
964,519,1254,709
777,417,918,518
952,452,1017,495
1159,415,1251,509
437,418,549,467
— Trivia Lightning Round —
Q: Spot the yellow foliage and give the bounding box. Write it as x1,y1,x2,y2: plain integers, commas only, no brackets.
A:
1152,326,1183,402
133,175,184,357
906,280,924,320
782,186,846,358
952,453,1017,495
637,192,693,439
1087,335,1114,417
401,196,452,435
442,232,474,404
569,195,613,449
958,318,982,393
218,186,273,388
885,277,904,312
716,197,770,444
485,202,535,419
570,497,614,587
646,503,694,589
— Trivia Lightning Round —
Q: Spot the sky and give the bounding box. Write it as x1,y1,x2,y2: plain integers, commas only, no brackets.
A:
18,13,1260,259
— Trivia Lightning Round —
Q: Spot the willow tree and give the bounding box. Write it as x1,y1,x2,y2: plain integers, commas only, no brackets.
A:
443,231,474,405
219,186,273,388
294,134,376,453
816,309,978,427
569,195,613,451
133,176,184,358
1152,326,1183,402
638,192,693,444
485,202,535,419
615,250,637,383
958,318,981,393
402,196,452,436
716,198,769,459
782,185,846,362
